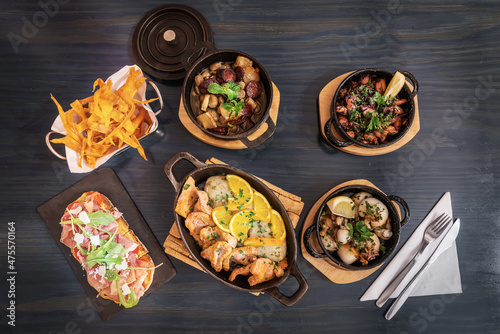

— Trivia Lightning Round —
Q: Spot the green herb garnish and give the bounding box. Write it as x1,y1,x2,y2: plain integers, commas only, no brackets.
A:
60,210,115,227
208,81,241,101
349,221,374,249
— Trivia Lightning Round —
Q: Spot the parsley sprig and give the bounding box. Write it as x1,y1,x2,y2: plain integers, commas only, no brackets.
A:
208,81,245,117
348,221,374,250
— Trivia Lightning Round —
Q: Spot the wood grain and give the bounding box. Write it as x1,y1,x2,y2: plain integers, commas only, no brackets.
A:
2,0,499,332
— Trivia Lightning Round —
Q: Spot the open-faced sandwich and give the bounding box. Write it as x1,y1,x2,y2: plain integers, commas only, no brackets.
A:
59,191,155,308
175,174,288,286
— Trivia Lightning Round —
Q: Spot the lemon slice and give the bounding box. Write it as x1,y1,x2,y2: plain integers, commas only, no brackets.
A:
252,191,271,221
269,209,286,241
383,71,405,98
244,236,286,247
229,210,258,243
326,196,356,219
212,206,233,232
226,175,253,211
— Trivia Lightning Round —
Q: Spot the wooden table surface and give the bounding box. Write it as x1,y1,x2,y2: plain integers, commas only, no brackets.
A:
1,1,499,333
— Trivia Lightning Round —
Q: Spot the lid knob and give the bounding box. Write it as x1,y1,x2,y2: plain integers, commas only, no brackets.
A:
163,30,176,44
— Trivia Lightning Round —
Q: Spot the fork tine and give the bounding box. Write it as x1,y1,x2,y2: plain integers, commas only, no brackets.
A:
430,213,446,229
433,215,451,234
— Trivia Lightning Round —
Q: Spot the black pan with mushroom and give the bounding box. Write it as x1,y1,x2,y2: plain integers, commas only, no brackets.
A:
190,56,267,136
319,192,393,266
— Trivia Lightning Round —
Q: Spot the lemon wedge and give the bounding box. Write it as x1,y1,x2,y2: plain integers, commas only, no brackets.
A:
211,206,233,233
226,174,253,211
383,71,405,98
229,210,258,243
252,191,272,221
326,196,356,219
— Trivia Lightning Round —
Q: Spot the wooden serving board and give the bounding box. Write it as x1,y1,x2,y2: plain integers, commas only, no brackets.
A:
319,72,420,156
179,82,280,149
300,179,401,284
163,157,304,295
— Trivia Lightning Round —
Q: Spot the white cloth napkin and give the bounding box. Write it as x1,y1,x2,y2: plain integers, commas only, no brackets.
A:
360,192,462,301
50,65,159,173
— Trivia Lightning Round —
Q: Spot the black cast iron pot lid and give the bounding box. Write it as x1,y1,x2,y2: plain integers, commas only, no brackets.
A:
132,4,214,81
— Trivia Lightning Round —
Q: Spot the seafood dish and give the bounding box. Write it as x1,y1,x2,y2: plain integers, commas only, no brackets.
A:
335,73,410,145
175,174,288,286
190,55,267,136
319,192,393,266
59,191,156,308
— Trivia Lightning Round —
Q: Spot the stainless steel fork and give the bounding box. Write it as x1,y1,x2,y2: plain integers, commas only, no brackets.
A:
376,213,452,307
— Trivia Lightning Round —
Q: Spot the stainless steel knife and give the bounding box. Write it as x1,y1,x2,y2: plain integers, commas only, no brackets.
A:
385,219,461,320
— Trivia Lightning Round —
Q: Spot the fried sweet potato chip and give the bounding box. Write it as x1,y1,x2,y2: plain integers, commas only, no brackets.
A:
50,67,156,168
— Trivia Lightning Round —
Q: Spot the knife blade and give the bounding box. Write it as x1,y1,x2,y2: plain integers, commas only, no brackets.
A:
376,214,453,308
385,219,461,320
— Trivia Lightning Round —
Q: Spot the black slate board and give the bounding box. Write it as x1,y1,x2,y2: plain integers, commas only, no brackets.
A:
36,168,176,321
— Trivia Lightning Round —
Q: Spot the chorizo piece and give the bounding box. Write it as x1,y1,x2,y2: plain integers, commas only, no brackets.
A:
216,68,236,83
208,126,228,135
199,78,219,94
240,103,254,118
234,66,245,82
245,80,263,98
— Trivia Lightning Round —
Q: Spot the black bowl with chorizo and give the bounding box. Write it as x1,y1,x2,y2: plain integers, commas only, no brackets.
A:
325,68,418,149
303,185,410,271
182,49,274,146
164,152,308,306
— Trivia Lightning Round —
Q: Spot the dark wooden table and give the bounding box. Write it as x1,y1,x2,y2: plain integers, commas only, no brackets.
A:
1,1,499,333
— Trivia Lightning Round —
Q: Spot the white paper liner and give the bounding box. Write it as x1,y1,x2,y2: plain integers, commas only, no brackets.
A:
49,65,159,173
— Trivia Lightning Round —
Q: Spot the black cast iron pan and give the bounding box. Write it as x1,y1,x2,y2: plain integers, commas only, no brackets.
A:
164,151,308,306
324,68,418,149
181,44,275,148
303,184,410,271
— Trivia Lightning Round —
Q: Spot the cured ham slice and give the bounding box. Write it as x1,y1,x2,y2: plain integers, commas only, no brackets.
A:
59,191,155,308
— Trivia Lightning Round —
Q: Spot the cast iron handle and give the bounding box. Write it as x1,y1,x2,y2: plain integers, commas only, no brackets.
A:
398,70,419,98
238,117,276,148
303,224,327,258
388,195,410,227
164,151,206,193
264,263,309,307
324,117,354,148
180,40,217,72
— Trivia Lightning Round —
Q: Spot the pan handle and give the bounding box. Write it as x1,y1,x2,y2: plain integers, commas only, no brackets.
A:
324,116,354,148
388,195,411,227
238,116,276,148
164,151,206,193
264,263,308,307
398,70,419,98
303,224,327,258
180,40,217,72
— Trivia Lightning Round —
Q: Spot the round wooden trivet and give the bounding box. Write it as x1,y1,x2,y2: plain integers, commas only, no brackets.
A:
300,179,401,284
319,72,420,156
179,82,280,149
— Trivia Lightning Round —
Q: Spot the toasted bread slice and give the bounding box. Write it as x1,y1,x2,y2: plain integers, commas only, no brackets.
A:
61,191,154,308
